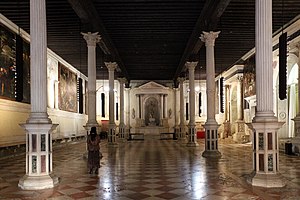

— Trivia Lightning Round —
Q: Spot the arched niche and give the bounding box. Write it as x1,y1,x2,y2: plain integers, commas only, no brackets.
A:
144,97,160,126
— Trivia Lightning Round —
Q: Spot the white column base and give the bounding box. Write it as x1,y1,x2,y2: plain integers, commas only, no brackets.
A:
233,120,246,143
178,124,186,141
186,124,199,147
203,121,221,158
118,123,126,142
18,173,59,190
291,116,300,153
186,142,199,147
291,137,300,154
108,123,118,146
247,172,285,188
202,150,222,158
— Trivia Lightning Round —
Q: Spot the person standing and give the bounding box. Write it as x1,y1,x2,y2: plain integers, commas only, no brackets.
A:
87,127,100,174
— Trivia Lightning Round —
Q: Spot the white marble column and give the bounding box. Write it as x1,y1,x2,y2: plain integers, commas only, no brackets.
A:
105,62,118,146
178,77,186,140
174,87,179,137
118,78,126,141
186,62,199,147
200,31,221,157
247,0,285,188
19,0,58,190
125,87,131,137
223,85,231,138
82,32,101,131
292,45,300,142
234,76,246,142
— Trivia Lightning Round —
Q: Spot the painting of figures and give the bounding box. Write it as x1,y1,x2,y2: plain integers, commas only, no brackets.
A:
58,62,77,112
22,40,30,103
0,23,16,100
243,56,256,98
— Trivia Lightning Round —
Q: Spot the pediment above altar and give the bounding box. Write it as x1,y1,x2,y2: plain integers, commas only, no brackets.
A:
135,81,169,94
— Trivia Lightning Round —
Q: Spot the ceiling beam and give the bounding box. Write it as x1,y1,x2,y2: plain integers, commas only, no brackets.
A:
68,0,130,80
173,0,231,81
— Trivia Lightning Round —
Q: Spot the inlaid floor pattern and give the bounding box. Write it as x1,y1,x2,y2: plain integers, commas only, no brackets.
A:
1,136,300,200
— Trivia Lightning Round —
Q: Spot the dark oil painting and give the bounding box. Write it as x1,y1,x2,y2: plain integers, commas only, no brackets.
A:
0,23,16,100
243,56,256,98
22,40,30,103
58,62,77,112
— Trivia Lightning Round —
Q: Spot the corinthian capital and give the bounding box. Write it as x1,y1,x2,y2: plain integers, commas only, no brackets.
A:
185,61,198,71
81,32,101,47
105,62,118,71
177,77,185,84
200,31,220,47
118,77,127,84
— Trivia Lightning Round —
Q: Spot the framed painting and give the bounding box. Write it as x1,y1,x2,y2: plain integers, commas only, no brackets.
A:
58,62,77,112
0,23,16,100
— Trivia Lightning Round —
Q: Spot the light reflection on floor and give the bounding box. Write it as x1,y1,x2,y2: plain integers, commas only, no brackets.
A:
0,136,300,199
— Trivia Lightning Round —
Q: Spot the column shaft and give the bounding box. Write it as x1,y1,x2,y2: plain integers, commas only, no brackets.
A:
118,78,126,141
105,62,118,145
178,78,185,140
237,77,243,120
255,0,274,117
186,62,199,147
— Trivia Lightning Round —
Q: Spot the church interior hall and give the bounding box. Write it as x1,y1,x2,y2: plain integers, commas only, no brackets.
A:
1,0,300,199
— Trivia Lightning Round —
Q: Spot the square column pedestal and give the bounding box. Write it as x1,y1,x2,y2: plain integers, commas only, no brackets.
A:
233,120,247,143
247,121,285,187
186,124,199,147
108,123,118,146
292,116,300,153
202,122,221,158
18,123,59,190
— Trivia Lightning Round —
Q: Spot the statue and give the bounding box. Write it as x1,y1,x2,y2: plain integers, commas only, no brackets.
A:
149,113,156,126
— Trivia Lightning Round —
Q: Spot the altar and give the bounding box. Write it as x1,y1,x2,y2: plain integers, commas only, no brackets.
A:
130,81,174,135
131,126,169,136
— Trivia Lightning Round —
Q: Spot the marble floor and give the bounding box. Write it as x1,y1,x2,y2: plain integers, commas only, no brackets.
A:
1,136,300,200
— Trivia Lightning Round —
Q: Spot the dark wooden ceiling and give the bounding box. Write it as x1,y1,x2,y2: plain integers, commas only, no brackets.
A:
0,0,300,84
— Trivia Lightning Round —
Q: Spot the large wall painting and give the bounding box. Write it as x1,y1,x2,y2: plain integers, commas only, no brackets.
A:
243,56,256,98
58,62,77,112
0,23,16,100
22,40,30,103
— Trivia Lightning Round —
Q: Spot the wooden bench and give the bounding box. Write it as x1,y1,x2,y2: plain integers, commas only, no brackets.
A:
160,132,176,140
128,133,144,140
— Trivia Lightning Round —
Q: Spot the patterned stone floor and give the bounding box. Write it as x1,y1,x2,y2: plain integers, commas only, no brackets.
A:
1,136,300,200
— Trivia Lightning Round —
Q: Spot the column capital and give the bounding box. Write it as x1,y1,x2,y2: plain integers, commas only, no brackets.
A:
177,77,185,84
200,31,220,47
185,61,198,71
105,62,118,71
81,32,101,47
118,77,127,84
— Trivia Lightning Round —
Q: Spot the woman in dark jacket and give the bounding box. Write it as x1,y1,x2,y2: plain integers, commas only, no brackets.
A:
87,127,100,174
